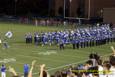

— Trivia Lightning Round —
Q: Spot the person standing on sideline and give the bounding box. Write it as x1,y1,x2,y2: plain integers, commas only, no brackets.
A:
59,39,64,50
3,39,9,49
24,64,29,77
1,64,6,77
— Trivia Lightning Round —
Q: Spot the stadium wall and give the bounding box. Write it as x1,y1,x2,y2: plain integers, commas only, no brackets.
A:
103,8,115,24
54,0,115,18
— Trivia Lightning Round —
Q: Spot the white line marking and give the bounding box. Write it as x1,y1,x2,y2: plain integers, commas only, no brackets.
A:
16,54,67,63
1,44,113,76
32,53,112,75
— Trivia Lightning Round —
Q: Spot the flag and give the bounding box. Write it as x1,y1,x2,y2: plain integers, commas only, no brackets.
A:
5,31,13,38
0,39,2,43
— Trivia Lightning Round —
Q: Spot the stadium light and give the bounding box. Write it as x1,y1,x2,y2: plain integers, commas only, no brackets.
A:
69,0,72,3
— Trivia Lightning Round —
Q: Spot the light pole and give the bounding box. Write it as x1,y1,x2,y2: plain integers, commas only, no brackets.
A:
48,0,51,16
14,0,17,16
64,0,66,18
69,0,72,17
88,0,91,19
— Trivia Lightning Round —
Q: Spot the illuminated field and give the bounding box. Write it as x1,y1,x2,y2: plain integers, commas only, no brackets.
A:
0,23,114,77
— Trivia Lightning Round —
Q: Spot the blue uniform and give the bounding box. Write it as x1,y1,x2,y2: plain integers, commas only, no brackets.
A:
1,65,6,77
24,64,29,77
1,65,6,72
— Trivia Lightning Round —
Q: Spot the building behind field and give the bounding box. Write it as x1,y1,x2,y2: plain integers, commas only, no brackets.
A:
103,8,115,24
53,0,115,18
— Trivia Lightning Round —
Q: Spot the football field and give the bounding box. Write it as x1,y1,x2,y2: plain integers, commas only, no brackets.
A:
0,22,115,77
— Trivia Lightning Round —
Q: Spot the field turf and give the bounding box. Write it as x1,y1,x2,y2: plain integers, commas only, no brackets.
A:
0,23,115,77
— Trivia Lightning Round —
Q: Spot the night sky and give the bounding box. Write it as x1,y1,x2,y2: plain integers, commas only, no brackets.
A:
0,0,49,16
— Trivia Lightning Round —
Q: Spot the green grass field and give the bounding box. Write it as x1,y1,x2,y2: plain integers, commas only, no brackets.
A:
0,22,115,77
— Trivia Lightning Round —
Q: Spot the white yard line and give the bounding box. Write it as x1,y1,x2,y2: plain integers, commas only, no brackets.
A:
16,54,67,63
32,59,88,75
32,53,112,75
11,47,88,60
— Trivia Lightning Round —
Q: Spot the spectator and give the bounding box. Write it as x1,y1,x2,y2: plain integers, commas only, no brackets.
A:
28,60,36,77
40,64,50,77
67,68,77,77
109,56,115,77
8,66,19,77
3,39,9,49
24,64,29,77
1,64,6,77
103,61,111,77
